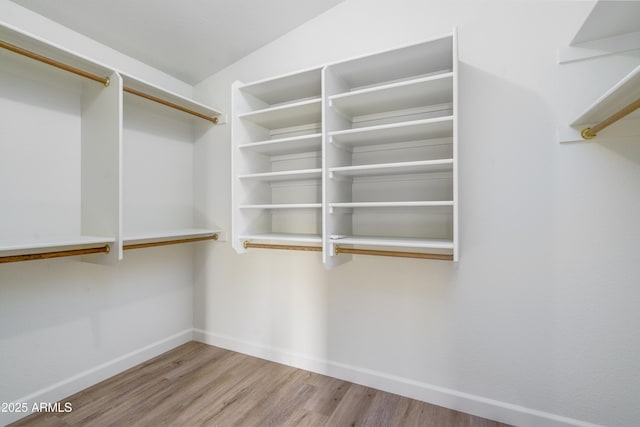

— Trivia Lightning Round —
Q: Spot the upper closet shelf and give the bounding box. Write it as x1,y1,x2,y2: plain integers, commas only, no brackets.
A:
121,73,225,124
0,22,113,84
327,35,453,90
0,23,226,125
237,67,322,106
561,64,640,142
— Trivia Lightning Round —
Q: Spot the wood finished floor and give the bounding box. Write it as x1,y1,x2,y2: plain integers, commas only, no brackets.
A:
11,342,512,427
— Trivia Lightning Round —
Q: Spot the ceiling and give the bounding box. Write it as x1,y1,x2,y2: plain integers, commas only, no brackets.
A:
10,0,344,85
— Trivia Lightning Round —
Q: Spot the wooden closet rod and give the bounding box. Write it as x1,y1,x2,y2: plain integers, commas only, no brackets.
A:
582,97,640,139
0,245,110,264
123,234,218,251
334,245,453,261
0,40,110,86
123,86,219,124
243,241,322,252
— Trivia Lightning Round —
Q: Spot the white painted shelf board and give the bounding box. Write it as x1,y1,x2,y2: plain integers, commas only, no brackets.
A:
329,201,453,208
330,73,453,117
238,67,322,105
239,233,322,243
327,35,453,89
121,73,224,120
239,203,322,210
238,98,321,129
330,117,453,148
330,235,454,250
0,235,115,252
239,169,322,182
0,22,114,81
330,159,453,178
571,64,640,127
122,228,220,245
239,134,322,155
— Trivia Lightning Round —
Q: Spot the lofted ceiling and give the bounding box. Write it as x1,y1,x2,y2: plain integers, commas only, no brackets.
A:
10,0,345,85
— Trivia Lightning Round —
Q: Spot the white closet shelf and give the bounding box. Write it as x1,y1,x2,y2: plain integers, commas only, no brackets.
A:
239,168,322,182
560,64,640,142
0,23,114,82
239,233,322,244
327,34,453,90
330,235,454,250
571,64,640,128
238,98,322,129
329,201,453,208
330,159,453,178
122,228,220,246
121,73,224,123
239,133,322,156
239,203,322,209
330,73,453,117
330,116,453,148
0,235,114,254
238,67,322,106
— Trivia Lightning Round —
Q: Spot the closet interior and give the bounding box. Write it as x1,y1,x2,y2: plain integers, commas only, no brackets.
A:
0,23,224,264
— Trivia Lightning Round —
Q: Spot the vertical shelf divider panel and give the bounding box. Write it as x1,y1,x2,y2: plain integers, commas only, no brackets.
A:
81,70,123,263
322,66,353,268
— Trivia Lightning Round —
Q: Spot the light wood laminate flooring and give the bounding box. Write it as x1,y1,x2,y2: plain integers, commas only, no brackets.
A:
11,342,512,427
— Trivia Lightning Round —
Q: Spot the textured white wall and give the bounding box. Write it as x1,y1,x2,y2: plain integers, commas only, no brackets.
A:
194,1,640,426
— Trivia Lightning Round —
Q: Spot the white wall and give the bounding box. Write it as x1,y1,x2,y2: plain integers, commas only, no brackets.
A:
194,1,640,426
0,2,198,425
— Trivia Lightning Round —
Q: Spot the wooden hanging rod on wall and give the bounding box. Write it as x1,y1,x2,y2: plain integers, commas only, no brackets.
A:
243,241,322,252
0,39,110,86
334,245,453,261
123,234,218,251
123,86,219,124
0,245,110,264
582,97,640,139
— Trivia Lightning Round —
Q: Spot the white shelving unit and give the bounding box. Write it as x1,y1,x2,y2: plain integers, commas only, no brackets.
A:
232,31,458,265
232,67,324,252
0,23,225,264
323,32,458,267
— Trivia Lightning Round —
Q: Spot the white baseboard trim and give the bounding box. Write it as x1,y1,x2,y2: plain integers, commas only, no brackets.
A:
193,329,603,427
2,329,193,426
